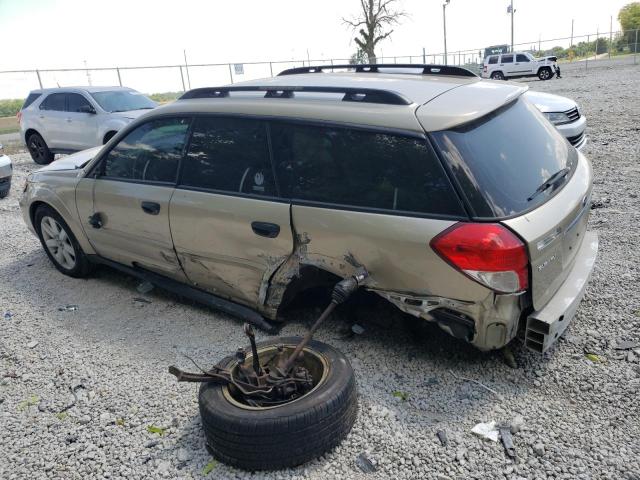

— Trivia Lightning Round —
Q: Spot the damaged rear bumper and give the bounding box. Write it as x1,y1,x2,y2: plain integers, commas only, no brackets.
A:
525,231,598,353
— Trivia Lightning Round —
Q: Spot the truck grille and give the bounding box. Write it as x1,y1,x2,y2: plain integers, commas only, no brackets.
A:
564,107,580,121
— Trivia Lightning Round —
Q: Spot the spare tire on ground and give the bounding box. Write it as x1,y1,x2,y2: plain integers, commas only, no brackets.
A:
198,336,358,471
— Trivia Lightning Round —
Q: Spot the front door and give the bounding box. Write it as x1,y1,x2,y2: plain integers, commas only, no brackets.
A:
169,116,293,308
76,116,191,280
513,53,534,76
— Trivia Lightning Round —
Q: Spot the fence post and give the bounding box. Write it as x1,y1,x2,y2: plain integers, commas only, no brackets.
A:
635,29,638,65
585,35,589,71
179,66,186,91
116,67,122,86
422,47,426,63
228,64,234,84
269,62,273,77
36,70,43,88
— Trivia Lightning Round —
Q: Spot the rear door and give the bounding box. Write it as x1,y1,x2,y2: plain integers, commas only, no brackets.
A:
65,93,99,150
76,116,191,280
169,116,294,308
38,93,67,148
499,54,515,76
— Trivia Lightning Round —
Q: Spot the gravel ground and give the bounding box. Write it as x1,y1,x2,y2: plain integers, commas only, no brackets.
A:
1,59,639,480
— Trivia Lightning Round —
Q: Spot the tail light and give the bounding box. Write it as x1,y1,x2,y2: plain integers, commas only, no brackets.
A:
17,111,22,123
430,223,529,294
483,65,487,72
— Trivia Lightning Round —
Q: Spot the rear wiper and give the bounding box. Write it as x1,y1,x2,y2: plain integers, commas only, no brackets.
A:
527,167,570,202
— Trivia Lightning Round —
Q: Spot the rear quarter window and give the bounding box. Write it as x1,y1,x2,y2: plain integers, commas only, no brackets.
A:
270,122,465,217
22,93,41,110
431,97,577,218
488,56,498,64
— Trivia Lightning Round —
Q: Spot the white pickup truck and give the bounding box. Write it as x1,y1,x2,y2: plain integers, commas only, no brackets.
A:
482,52,558,81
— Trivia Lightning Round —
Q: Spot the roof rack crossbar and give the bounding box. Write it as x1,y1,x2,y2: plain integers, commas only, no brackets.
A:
277,63,478,78
179,85,411,105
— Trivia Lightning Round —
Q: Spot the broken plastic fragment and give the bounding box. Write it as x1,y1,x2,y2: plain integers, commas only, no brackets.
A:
585,353,601,362
436,429,448,446
4,311,12,320
498,424,516,458
137,281,154,294
471,421,499,442
58,305,79,312
355,452,377,473
351,324,365,335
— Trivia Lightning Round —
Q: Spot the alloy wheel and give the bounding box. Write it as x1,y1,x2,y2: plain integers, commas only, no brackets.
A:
40,216,76,270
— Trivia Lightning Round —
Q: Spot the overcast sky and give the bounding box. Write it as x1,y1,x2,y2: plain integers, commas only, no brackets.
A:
0,0,630,97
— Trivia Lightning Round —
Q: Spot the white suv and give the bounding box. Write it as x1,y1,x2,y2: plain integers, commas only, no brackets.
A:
482,52,558,81
19,87,156,164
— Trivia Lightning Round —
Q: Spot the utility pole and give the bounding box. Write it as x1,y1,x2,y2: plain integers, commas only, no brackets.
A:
443,0,450,65
609,16,613,59
83,60,92,86
571,19,574,47
508,0,514,52
183,49,191,90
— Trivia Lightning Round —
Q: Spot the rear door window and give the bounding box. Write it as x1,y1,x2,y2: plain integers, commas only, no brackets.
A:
270,122,465,217
180,117,275,197
431,97,577,218
39,93,66,111
101,117,189,183
501,54,514,63
67,93,92,112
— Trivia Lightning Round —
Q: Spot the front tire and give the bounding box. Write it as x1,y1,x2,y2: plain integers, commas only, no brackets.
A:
199,337,358,470
538,67,552,80
35,205,92,278
27,132,54,165
0,180,9,199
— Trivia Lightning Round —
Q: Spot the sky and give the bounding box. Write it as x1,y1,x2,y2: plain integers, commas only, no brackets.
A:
0,0,631,98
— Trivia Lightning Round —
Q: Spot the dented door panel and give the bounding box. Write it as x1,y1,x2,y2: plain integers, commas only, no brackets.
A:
169,190,293,308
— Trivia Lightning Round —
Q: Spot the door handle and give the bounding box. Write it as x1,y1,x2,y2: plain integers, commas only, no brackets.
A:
251,221,280,238
515,63,520,65
141,201,161,215
66,118,72,122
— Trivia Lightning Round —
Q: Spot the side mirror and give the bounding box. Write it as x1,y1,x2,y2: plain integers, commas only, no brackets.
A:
79,105,96,114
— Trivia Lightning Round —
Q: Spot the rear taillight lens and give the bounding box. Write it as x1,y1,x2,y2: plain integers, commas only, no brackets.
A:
483,65,487,72
430,223,529,293
17,111,22,123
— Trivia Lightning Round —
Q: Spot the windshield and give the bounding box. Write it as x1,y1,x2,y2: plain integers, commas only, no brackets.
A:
431,96,578,218
90,90,156,113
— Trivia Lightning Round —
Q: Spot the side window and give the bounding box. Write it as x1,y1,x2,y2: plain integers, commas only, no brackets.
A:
501,54,514,63
22,93,42,109
270,123,464,216
39,93,66,111
67,93,92,112
516,54,530,62
488,56,498,64
102,117,189,183
180,117,275,196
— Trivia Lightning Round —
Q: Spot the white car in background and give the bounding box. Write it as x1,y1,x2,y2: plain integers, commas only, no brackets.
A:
0,144,12,198
19,87,157,164
482,52,558,81
525,90,587,149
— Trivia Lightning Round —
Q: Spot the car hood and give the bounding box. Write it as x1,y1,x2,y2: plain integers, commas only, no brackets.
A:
524,90,576,113
110,108,153,120
37,146,102,172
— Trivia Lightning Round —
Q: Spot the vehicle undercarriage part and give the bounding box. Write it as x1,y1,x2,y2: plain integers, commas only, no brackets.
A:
168,271,367,470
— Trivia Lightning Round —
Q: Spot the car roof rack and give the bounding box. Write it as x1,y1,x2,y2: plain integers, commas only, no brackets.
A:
179,85,411,105
278,63,478,78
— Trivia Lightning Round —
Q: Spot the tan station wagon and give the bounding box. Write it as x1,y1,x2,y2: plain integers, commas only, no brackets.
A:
20,64,598,353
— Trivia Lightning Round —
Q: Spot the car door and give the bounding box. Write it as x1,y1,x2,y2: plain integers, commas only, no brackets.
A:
499,54,515,76
169,116,294,308
65,93,100,150
38,93,67,148
514,53,534,75
75,116,191,281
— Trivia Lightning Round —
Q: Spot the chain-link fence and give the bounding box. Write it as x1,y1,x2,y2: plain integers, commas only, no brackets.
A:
0,29,638,99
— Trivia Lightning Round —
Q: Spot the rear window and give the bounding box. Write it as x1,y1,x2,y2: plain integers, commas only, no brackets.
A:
431,97,578,218
22,93,41,110
501,54,513,63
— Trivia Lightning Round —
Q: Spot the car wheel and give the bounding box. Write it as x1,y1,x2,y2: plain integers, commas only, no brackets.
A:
538,67,552,80
27,132,54,165
199,336,358,470
35,205,92,278
491,71,505,80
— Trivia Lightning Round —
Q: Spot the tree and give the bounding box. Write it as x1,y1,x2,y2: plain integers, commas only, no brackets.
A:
618,2,640,48
349,49,368,64
343,0,406,64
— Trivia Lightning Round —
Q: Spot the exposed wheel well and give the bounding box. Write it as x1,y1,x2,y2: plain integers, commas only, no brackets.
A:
29,201,49,230
277,265,342,313
103,131,117,144
538,66,552,73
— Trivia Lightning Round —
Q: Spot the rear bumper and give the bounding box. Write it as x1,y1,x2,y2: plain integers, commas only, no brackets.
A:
525,230,598,353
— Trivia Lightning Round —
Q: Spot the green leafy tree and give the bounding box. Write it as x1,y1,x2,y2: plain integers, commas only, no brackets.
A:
618,2,640,48
343,0,406,64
